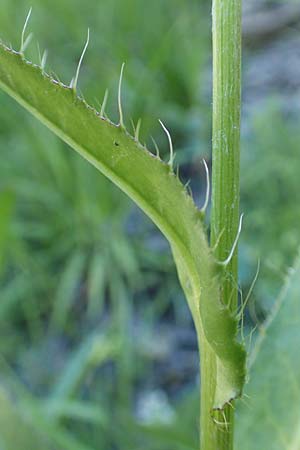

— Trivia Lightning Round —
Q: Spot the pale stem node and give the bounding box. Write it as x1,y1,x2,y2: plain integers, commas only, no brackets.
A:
218,213,244,266
150,136,160,158
100,89,109,117
41,49,48,71
187,184,194,200
212,415,230,429
71,28,90,92
118,62,125,128
239,394,252,410
134,118,141,142
200,159,210,213
247,323,259,368
158,119,175,168
248,324,258,350
130,118,136,135
37,43,42,64
238,259,260,341
227,400,235,411
184,179,191,190
51,71,62,84
22,33,33,53
37,44,48,72
20,7,32,54
222,410,229,431
211,227,225,252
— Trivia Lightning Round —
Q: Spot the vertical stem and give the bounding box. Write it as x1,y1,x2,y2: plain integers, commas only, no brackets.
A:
211,0,242,270
200,0,242,449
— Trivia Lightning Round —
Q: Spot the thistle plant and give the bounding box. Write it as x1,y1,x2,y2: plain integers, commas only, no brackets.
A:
205,0,243,448
0,2,245,449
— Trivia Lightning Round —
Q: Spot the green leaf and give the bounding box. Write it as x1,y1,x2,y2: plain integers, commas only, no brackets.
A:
236,254,300,449
0,43,246,408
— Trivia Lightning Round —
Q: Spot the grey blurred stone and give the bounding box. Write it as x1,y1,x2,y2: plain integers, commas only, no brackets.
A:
136,389,176,425
244,36,300,115
243,1,300,42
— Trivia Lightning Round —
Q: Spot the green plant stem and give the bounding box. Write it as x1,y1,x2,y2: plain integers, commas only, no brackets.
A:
200,0,242,449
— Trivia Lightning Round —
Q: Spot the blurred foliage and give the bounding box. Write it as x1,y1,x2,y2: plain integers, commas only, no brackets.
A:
240,104,300,313
236,253,300,449
0,0,299,448
0,1,210,448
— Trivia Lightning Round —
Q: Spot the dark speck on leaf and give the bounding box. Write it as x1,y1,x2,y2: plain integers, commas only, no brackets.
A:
114,141,119,146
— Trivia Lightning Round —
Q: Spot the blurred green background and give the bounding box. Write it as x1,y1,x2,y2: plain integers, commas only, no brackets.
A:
0,0,299,449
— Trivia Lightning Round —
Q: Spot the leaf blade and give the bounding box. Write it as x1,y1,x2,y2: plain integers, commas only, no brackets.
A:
0,43,246,408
